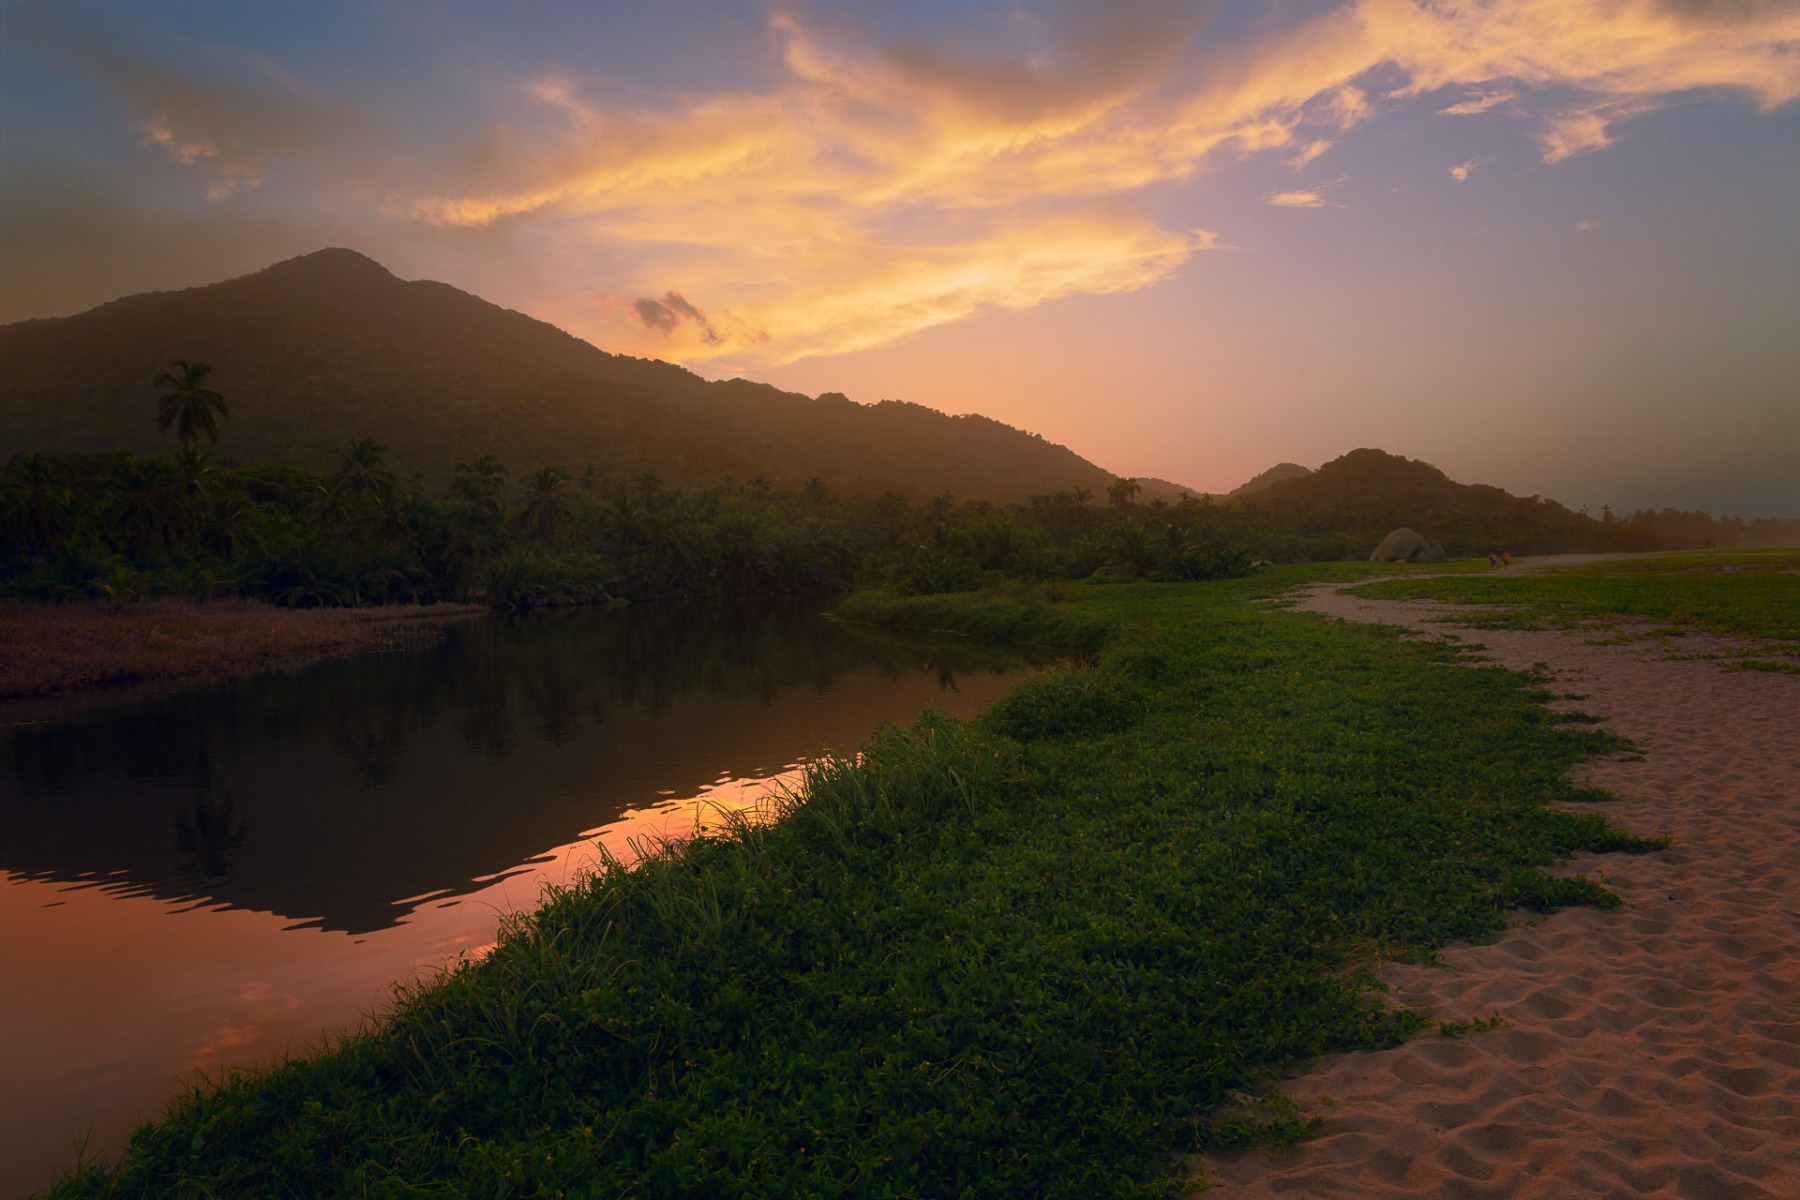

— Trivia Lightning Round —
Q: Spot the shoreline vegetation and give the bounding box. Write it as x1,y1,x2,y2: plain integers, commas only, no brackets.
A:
41,562,1671,1198
0,598,484,703
1349,548,1800,646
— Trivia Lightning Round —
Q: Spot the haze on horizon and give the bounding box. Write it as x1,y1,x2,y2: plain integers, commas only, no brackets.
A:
2,0,1796,517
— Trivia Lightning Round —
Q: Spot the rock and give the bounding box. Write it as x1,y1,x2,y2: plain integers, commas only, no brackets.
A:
1370,528,1447,563
1370,528,1426,562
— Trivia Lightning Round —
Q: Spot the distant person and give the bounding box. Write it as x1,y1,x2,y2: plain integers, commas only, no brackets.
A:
1503,551,1512,567
1489,552,1498,569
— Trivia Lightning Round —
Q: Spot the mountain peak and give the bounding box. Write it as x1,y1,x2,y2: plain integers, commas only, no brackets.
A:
1229,461,1312,497
254,247,401,286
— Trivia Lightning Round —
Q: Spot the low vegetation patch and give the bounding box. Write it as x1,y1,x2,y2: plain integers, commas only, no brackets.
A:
1349,551,1800,647
834,583,1109,652
48,574,1656,1198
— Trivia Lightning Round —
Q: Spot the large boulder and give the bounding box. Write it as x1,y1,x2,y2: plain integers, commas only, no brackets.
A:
1370,528,1446,563
1370,528,1424,562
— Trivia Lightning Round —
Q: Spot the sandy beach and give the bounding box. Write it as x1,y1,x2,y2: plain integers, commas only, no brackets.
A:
1195,574,1800,1197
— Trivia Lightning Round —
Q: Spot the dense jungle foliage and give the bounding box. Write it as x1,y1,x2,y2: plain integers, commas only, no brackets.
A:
0,438,1258,609
6,350,1785,610
2,435,1780,611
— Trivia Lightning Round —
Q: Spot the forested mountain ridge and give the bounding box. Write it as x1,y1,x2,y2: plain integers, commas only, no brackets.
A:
0,249,1121,503
1224,448,1602,558
1228,462,1311,497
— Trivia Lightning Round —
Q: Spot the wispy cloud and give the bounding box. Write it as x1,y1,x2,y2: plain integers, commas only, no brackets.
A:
1286,138,1337,168
633,292,721,345
1440,89,1516,116
1269,172,1348,207
1538,97,1665,162
1448,157,1491,183
1267,189,1330,208
8,4,375,202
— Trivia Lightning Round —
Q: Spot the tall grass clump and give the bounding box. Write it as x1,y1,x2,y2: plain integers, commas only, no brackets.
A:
47,576,1658,1199
834,582,1108,652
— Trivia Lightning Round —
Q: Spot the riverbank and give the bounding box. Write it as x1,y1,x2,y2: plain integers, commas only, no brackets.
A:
1198,563,1800,1196
0,599,487,702
43,566,1655,1198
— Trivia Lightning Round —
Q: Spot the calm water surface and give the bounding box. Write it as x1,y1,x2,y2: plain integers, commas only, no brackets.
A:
0,602,1043,1195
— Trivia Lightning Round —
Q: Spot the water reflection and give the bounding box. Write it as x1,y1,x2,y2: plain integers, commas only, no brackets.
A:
1,601,1043,934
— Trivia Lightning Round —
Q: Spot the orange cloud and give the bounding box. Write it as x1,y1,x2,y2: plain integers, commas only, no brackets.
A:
1448,156,1491,182
385,1,1800,366
1267,189,1330,208
1440,89,1516,115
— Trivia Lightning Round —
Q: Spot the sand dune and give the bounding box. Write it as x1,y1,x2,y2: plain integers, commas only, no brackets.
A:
1194,580,1800,1198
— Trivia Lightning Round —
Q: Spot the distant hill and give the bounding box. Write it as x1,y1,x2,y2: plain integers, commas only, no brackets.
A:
0,249,1121,503
1229,448,1597,556
1228,462,1311,497
1133,476,1203,503
1131,463,1311,504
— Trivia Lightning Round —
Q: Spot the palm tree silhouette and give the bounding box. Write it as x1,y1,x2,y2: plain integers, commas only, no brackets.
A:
519,465,573,549
153,360,230,454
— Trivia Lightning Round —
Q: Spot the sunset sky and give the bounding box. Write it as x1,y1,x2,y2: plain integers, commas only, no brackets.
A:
3,0,1796,515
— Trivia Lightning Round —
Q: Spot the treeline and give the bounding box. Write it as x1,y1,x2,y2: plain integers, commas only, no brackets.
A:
0,444,1259,609
7,389,1785,608
6,446,1787,610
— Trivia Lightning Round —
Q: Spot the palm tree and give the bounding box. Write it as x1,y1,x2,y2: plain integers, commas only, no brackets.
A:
163,447,219,545
109,459,169,555
519,465,573,549
1106,516,1155,577
154,360,229,454
1,454,76,555
1107,477,1142,508
331,438,395,503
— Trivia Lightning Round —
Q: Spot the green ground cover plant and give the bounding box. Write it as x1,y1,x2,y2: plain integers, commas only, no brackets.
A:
1348,551,1800,646
47,570,1655,1198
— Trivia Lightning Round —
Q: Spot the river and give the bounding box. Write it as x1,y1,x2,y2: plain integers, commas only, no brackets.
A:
0,601,1043,1196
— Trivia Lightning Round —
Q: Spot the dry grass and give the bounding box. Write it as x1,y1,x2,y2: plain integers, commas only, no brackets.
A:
0,598,486,701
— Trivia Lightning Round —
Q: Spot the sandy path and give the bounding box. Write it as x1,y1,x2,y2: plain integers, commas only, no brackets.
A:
1194,581,1800,1198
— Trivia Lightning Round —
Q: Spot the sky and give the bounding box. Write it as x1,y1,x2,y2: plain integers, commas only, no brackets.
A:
2,0,1797,516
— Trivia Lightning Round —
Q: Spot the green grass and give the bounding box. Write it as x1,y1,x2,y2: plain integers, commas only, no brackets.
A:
1347,551,1800,648
46,570,1657,1199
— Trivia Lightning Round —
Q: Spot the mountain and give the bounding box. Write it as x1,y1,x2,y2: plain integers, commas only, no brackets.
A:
1228,462,1311,497
1230,448,1597,555
1133,476,1203,503
1132,464,1311,505
0,249,1120,502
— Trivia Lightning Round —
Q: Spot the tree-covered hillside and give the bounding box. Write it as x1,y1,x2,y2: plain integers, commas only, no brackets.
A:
1232,448,1599,558
0,249,1119,503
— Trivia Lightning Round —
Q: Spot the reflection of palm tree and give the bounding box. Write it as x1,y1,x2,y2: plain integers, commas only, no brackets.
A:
154,360,229,454
175,779,248,881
